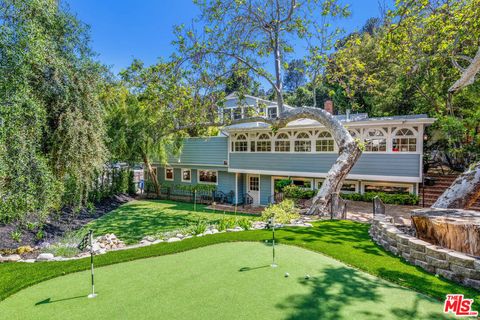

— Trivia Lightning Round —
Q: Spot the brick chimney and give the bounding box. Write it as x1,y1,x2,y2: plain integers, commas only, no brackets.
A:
324,99,334,114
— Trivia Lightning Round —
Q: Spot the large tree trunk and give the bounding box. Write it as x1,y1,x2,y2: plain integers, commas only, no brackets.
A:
232,107,362,214
142,153,161,197
432,161,480,209
449,46,480,93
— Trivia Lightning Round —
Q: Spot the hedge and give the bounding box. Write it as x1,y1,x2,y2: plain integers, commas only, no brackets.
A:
341,192,419,205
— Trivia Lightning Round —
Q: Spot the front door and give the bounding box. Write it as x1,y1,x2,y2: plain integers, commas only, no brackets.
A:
247,175,260,206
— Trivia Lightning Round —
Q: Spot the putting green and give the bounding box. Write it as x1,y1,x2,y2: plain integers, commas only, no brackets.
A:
0,242,450,320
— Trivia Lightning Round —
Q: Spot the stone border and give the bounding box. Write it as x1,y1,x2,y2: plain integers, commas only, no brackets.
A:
370,214,480,291
1,219,314,263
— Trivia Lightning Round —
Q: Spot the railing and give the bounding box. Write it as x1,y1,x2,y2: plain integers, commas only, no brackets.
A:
372,195,386,216
243,193,253,207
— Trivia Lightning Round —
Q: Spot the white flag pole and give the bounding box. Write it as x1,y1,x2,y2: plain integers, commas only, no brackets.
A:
87,230,97,298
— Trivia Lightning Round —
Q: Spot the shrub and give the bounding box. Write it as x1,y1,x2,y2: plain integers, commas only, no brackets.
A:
274,179,293,192
283,185,315,200
127,170,137,195
42,232,81,258
261,199,300,224
10,230,22,243
191,220,208,235
217,216,236,231
237,217,251,230
341,192,419,205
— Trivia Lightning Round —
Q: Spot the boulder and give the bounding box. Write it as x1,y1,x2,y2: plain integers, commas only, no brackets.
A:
0,254,21,262
143,236,156,242
167,237,181,243
36,253,55,261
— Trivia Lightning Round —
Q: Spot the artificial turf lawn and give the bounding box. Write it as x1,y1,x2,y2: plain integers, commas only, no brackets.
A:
0,220,478,312
0,242,451,320
80,200,257,243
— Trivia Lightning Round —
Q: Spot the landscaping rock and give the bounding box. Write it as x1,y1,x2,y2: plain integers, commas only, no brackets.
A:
425,245,451,260
167,237,181,243
203,230,213,235
211,229,219,234
19,259,36,263
152,239,164,244
1,254,21,262
36,253,55,261
140,240,153,246
143,236,156,242
176,233,184,239
426,256,450,269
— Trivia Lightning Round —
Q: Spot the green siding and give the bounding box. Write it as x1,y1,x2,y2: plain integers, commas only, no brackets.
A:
260,175,272,205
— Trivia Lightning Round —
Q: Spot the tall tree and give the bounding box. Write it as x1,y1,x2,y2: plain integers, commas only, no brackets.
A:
175,0,362,214
105,60,215,196
0,0,107,223
284,59,307,92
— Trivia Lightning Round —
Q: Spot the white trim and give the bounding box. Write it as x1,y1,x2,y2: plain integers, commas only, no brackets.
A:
165,167,174,181
197,169,219,185
228,168,422,183
247,174,261,206
181,168,191,183
235,173,239,204
167,163,227,168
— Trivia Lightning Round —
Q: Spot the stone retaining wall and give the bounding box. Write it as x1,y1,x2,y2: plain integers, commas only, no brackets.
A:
370,214,480,290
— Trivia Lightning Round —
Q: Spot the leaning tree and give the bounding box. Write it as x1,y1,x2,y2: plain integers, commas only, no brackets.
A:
174,0,361,214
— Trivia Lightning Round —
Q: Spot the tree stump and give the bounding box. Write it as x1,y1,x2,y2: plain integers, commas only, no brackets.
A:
411,208,480,256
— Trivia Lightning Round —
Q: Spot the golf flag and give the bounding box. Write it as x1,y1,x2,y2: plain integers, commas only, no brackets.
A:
78,230,97,298
77,231,91,251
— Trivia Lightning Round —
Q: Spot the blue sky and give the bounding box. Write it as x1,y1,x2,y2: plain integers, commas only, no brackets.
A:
66,0,390,83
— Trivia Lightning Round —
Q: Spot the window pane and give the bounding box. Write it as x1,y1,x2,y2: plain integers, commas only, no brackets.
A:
275,140,290,152
233,108,242,120
256,141,271,152
199,170,217,183
268,108,278,118
182,170,191,181
294,140,311,152
364,184,410,194
166,168,174,180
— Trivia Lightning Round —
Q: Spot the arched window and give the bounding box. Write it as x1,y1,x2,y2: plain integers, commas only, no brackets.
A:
364,129,387,152
233,134,248,152
294,132,311,152
393,128,417,152
316,131,334,152
256,133,271,152
275,133,290,152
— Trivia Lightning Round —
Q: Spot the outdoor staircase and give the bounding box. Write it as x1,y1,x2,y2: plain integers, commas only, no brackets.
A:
419,173,480,211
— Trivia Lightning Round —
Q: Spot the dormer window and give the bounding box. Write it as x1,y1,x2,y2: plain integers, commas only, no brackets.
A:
233,107,242,120
267,107,278,118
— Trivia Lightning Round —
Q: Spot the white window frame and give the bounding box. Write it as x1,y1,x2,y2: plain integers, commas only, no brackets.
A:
256,133,272,152
272,176,314,191
361,181,414,194
274,132,291,152
294,132,312,152
197,169,218,185
392,127,418,153
165,167,174,181
267,107,278,118
363,128,388,153
181,168,191,182
232,133,248,152
315,131,336,153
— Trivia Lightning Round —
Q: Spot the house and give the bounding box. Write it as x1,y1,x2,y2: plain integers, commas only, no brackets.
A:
156,93,436,206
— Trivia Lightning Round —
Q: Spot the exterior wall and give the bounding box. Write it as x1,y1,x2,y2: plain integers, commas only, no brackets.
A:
168,137,228,167
229,153,421,180
260,175,273,205
157,166,238,201
237,173,245,204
